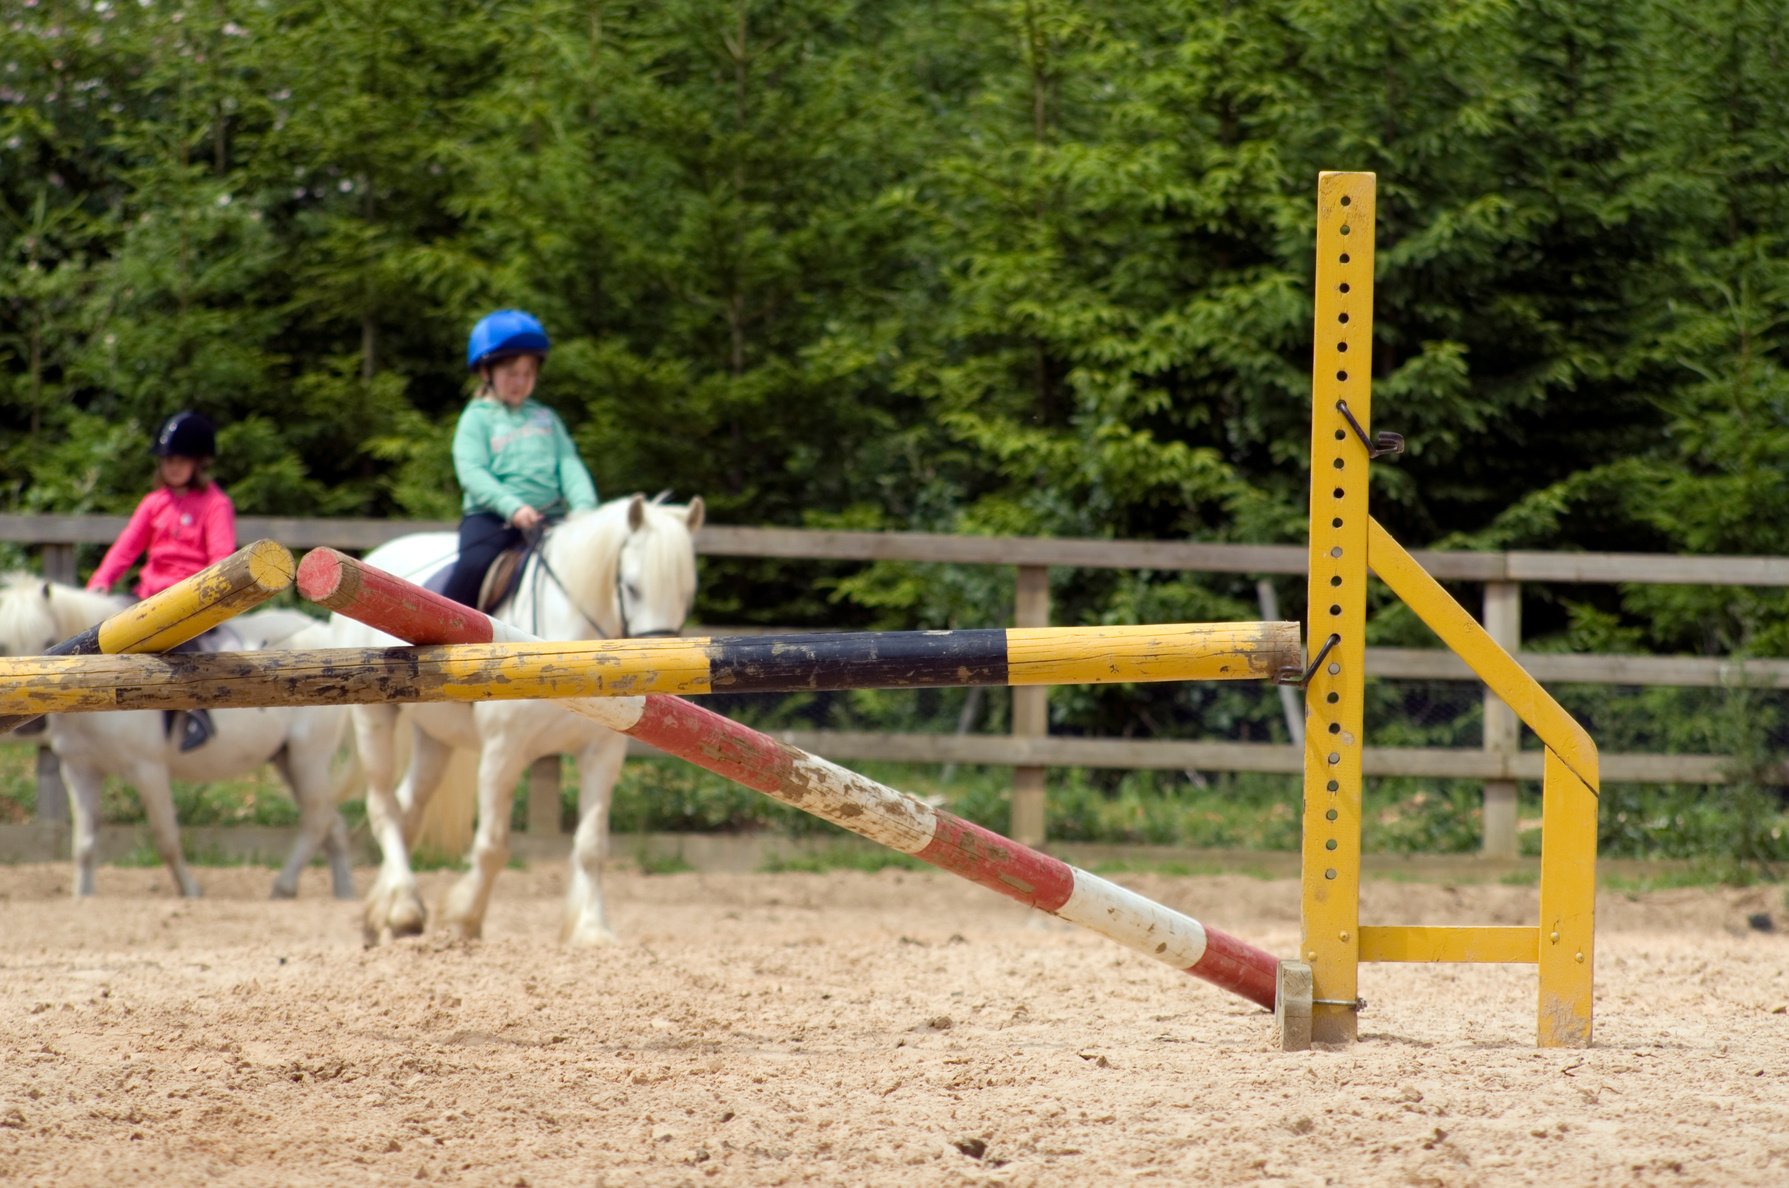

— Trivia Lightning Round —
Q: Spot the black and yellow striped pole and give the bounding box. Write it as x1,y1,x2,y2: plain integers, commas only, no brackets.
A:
0,621,1300,717
0,539,294,734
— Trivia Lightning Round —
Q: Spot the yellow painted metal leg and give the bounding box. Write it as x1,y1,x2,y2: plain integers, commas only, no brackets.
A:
1301,170,1376,1045
1538,748,1597,1047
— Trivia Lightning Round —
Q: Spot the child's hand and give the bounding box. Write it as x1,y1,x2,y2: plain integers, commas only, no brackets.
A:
511,505,544,532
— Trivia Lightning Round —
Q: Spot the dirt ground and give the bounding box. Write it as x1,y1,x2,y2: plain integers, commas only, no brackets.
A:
1,861,1785,1187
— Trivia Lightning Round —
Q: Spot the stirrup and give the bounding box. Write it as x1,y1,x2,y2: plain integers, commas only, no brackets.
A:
178,709,214,753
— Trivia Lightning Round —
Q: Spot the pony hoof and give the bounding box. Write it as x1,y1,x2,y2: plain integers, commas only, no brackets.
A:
441,918,484,943
388,904,427,938
363,889,428,943
270,883,298,900
562,921,619,948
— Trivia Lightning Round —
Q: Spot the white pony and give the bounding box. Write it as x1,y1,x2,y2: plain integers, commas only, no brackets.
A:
336,493,703,946
0,576,355,899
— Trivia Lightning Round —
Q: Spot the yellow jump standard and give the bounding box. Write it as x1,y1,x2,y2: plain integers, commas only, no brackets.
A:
1280,172,1598,1051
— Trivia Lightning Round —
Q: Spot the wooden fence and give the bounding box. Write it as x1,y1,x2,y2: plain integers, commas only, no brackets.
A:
6,512,1789,859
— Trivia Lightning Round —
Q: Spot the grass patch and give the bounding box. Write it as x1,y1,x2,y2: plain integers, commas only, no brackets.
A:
1082,857,1283,879
116,840,165,868
1601,861,1777,894
408,848,468,873
759,846,926,874
108,837,283,870
631,847,696,875
181,841,258,868
0,742,40,821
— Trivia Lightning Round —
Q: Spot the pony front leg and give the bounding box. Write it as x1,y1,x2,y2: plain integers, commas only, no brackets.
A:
271,796,355,901
132,765,201,898
60,757,106,898
354,704,426,943
270,710,357,900
562,733,627,946
321,813,355,900
438,746,527,941
269,748,336,899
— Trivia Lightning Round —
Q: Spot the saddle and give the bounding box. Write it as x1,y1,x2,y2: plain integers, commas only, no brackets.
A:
422,543,531,615
475,546,529,615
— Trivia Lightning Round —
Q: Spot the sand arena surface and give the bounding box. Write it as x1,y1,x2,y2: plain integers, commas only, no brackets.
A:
1,862,1786,1186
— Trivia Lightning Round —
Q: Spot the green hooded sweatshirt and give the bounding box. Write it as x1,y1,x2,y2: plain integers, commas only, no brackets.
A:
452,396,598,520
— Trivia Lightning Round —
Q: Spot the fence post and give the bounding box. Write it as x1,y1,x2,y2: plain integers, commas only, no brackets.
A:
41,544,77,585
1010,565,1050,845
525,755,563,835
1482,580,1522,858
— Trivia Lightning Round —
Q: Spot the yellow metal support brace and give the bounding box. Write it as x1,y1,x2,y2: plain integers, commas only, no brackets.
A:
1359,925,1539,964
1365,519,1599,789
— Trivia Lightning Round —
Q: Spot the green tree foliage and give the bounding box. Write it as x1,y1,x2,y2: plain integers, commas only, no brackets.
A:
2,0,1786,667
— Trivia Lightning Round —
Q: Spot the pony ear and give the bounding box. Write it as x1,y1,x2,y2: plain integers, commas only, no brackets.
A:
627,492,647,530
685,495,705,533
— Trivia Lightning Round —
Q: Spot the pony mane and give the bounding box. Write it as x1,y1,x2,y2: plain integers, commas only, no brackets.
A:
544,505,626,633
543,495,699,637
0,572,126,652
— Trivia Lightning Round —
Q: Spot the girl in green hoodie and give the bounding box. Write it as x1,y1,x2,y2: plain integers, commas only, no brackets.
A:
441,309,598,607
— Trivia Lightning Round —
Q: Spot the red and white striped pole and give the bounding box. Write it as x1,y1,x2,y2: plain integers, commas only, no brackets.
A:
298,548,1282,1010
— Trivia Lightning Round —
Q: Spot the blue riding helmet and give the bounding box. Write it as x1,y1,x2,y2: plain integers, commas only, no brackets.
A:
466,309,551,371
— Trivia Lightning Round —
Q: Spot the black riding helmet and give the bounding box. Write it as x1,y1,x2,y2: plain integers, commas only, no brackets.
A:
152,411,217,459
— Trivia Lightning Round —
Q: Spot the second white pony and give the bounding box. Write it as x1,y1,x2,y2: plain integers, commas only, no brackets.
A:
336,493,702,946
0,576,355,899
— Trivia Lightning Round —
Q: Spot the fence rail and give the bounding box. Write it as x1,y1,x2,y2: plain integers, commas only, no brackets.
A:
5,513,1784,858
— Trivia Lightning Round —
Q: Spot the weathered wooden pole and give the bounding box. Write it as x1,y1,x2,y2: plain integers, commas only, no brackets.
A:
0,620,1300,717
0,539,294,734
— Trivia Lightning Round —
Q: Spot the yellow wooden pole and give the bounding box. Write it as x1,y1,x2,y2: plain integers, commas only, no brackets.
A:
1301,170,1376,1045
0,621,1302,717
98,538,295,654
0,539,294,735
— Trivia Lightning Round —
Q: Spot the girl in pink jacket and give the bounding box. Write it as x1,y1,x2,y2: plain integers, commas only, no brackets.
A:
87,411,235,749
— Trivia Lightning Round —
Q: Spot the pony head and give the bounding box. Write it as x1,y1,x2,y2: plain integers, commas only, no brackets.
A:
539,493,704,640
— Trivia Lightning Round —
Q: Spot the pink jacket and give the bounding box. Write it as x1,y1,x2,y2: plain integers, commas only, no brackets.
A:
87,483,237,599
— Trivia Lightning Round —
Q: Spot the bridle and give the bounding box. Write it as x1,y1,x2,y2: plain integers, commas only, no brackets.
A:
522,523,682,642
